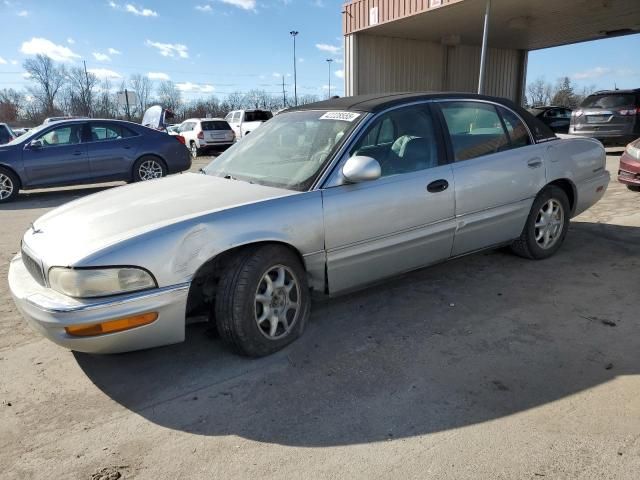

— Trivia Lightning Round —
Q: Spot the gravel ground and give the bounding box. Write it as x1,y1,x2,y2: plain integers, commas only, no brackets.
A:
1,152,639,479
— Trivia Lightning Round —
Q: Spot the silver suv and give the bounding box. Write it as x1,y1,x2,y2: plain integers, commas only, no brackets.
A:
569,89,640,146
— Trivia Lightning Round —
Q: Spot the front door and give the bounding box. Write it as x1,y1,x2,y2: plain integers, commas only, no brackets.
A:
22,122,90,187
322,103,456,294
435,100,548,255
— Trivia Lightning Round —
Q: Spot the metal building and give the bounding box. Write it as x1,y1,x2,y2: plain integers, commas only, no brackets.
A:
342,0,640,104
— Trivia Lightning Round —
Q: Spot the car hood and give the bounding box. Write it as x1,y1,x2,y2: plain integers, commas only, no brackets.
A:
23,173,297,266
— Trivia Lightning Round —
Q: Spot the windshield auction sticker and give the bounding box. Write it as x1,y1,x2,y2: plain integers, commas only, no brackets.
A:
320,111,361,122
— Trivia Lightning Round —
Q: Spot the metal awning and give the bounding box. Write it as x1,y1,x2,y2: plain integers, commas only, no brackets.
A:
343,0,640,51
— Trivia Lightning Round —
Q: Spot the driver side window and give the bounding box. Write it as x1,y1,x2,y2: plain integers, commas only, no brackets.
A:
350,105,440,177
36,125,82,147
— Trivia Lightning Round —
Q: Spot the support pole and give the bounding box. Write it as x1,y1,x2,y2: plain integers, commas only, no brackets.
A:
477,0,491,94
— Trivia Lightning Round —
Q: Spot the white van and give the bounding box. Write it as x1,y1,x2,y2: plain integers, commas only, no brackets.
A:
224,109,273,139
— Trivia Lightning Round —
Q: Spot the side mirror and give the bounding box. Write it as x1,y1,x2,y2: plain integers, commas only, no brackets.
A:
342,155,381,183
27,139,43,149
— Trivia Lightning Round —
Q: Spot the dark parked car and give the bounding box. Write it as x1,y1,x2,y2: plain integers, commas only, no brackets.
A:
618,136,640,191
527,106,572,134
569,88,640,145
0,123,16,145
0,119,191,203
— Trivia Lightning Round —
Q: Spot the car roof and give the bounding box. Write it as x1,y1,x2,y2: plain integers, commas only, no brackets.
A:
288,92,526,114
590,88,640,95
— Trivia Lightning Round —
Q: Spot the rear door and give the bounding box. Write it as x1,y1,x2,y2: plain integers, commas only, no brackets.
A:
86,122,140,180
436,100,548,255
22,122,90,187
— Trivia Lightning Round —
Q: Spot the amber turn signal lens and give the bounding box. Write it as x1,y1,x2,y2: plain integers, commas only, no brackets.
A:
64,312,158,337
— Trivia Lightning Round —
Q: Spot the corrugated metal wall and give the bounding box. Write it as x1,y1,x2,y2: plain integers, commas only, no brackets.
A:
345,33,526,102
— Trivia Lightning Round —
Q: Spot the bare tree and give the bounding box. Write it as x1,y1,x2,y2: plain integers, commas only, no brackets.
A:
66,66,98,116
129,74,153,118
299,94,320,105
0,88,24,123
526,77,552,107
95,79,118,118
225,91,244,111
157,80,182,112
23,54,67,116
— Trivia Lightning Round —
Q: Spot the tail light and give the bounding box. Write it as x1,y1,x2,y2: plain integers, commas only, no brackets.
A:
174,135,186,145
197,131,204,140
619,108,638,116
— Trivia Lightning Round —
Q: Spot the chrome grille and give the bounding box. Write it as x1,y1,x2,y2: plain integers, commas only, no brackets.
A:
21,248,46,286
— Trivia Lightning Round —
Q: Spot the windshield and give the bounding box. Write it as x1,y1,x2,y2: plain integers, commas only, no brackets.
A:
581,94,635,109
6,122,49,146
244,110,273,122
201,120,231,131
204,110,362,191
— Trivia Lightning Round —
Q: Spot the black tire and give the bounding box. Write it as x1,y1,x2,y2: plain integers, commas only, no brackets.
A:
190,141,199,159
626,185,640,192
510,185,570,260
132,156,167,182
0,167,20,203
215,245,310,357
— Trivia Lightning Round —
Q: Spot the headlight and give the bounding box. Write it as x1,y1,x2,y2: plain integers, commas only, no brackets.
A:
626,142,640,161
48,267,157,298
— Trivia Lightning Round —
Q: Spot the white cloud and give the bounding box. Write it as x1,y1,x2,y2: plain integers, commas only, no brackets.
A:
220,0,255,11
20,37,81,62
176,82,215,93
145,40,189,58
321,84,330,90
312,0,324,6
335,69,344,79
109,2,158,17
315,43,342,54
299,57,305,63
10,59,18,65
195,4,212,12
107,47,121,55
87,68,122,79
22,72,31,79
67,37,75,44
0,56,6,65
93,52,111,62
17,9,29,16
147,71,170,80
272,72,281,78
572,67,611,80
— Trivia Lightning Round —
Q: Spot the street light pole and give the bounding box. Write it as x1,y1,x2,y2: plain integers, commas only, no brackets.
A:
290,30,299,106
326,58,333,98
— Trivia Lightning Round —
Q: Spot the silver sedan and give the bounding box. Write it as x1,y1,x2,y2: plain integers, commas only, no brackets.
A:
9,93,610,356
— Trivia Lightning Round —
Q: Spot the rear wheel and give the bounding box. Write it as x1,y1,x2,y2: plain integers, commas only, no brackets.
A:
511,185,570,260
0,167,19,203
215,245,310,357
133,156,166,182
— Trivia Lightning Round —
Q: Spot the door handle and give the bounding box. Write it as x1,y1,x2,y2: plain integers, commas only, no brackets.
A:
426,179,449,193
123,146,132,149
72,151,83,156
527,158,543,168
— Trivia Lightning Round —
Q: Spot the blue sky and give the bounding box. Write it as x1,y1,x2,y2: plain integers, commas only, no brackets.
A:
1,0,639,103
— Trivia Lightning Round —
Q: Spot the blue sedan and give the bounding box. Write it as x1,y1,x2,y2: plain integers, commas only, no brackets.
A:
0,119,191,203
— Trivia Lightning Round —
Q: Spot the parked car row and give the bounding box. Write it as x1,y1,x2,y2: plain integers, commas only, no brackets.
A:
8,92,610,357
0,119,191,203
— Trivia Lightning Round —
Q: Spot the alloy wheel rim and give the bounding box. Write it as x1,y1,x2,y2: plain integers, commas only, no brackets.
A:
254,265,300,340
191,144,197,157
0,173,13,200
534,199,564,249
138,160,163,181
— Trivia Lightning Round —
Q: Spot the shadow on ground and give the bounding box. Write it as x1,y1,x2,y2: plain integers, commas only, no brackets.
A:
75,222,640,447
1,185,118,211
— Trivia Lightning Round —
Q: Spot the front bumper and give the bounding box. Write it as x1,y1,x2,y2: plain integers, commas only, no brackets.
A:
8,255,190,354
618,152,640,186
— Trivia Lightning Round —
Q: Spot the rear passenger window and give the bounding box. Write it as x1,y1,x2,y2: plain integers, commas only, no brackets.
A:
201,121,232,131
439,101,509,161
498,107,531,148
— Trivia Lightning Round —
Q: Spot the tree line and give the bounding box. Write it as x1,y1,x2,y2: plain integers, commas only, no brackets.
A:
0,54,322,127
526,76,596,109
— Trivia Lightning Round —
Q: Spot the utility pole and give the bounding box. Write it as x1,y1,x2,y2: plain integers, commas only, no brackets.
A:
282,75,287,108
124,88,131,121
326,58,333,98
290,30,299,106
477,0,491,94
83,60,91,117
